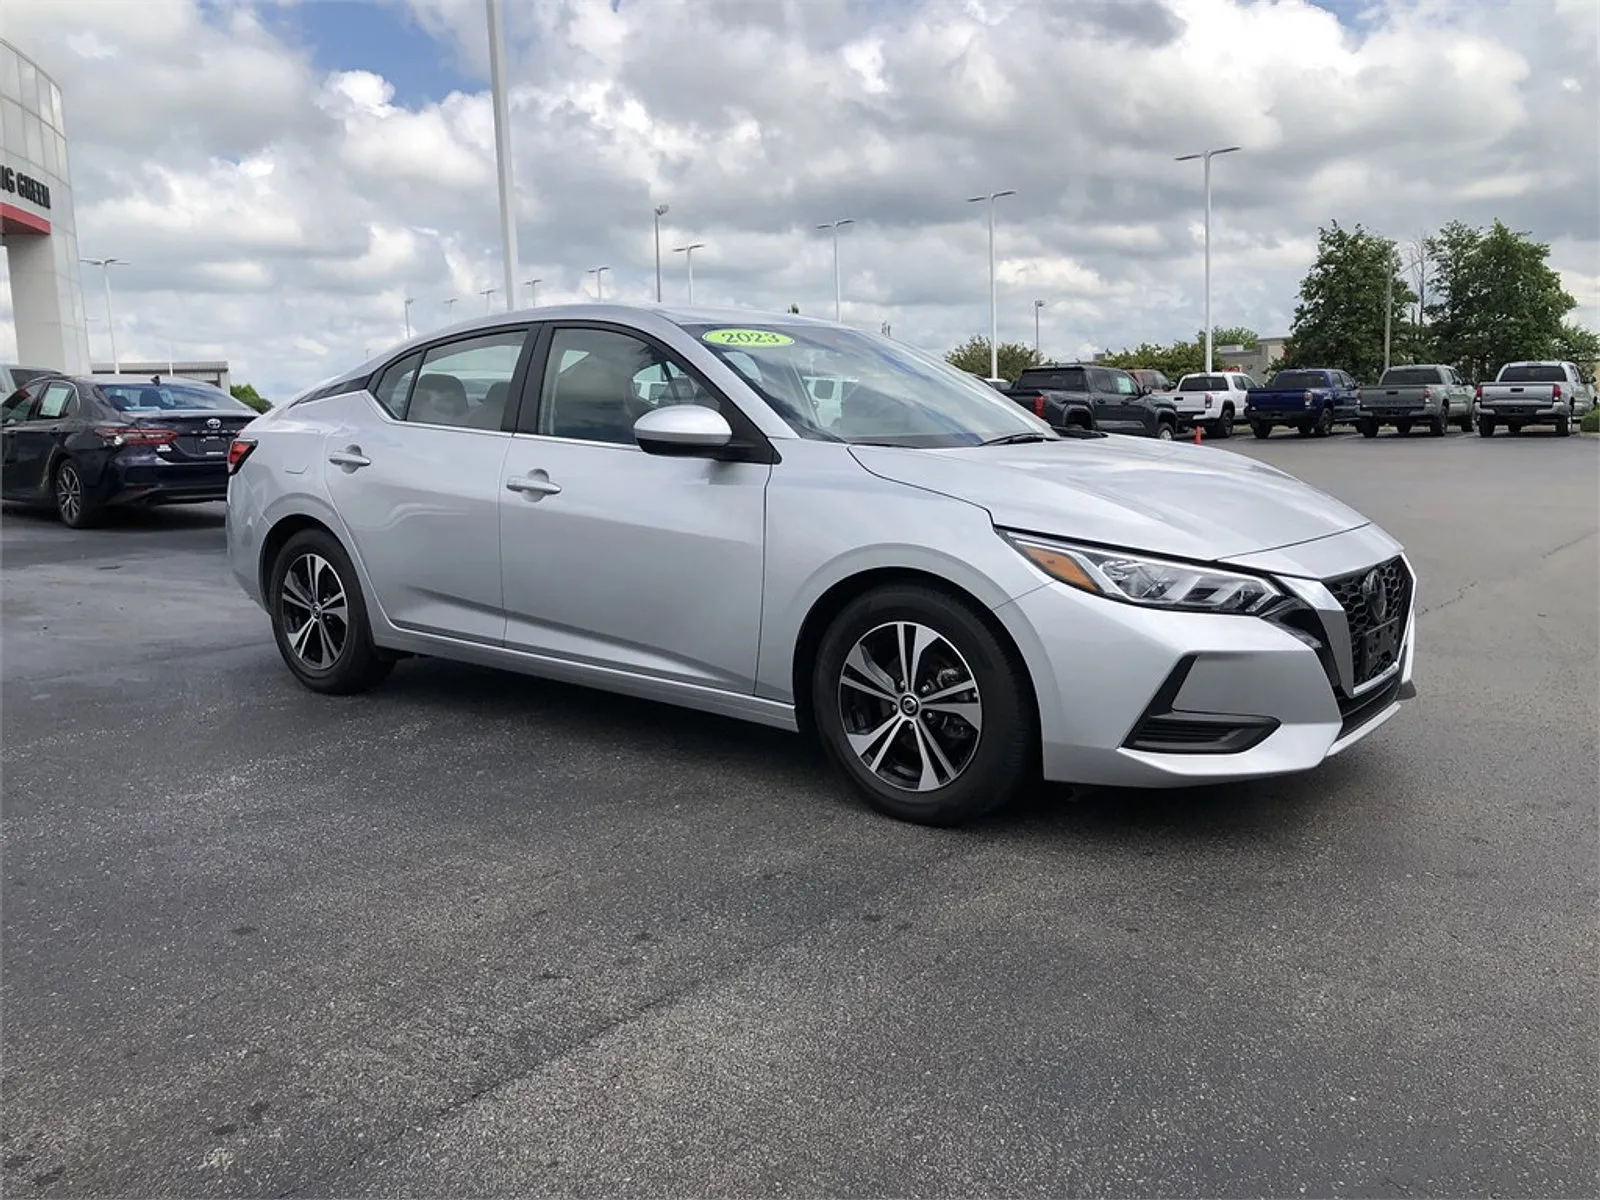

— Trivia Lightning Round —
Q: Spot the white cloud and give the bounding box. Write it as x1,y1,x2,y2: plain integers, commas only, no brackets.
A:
0,0,1595,399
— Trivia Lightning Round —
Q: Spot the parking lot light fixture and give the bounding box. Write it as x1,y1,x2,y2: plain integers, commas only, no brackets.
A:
1033,299,1046,358
485,0,518,312
817,218,855,321
966,191,1016,379
525,278,542,307
79,257,126,373
588,266,610,300
653,205,670,302
1175,146,1241,372
480,286,497,312
674,243,705,304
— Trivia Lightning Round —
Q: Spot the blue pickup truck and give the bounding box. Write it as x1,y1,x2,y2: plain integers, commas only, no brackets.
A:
1244,368,1361,438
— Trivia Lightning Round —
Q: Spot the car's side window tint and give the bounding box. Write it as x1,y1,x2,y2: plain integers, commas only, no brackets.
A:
536,327,706,445
1112,372,1137,396
407,331,527,431
37,382,74,419
1,385,38,424
373,353,422,418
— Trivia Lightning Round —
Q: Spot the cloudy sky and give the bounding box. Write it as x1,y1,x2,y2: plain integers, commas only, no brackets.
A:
2,0,1597,400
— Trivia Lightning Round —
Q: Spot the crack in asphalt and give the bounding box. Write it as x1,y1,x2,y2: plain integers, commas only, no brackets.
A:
274,838,981,1198
1419,528,1596,617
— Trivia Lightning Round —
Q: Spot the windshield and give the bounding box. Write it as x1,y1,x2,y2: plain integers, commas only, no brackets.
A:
1178,375,1229,391
99,381,255,414
1267,371,1328,390
1380,367,1443,385
684,323,1055,447
1498,365,1566,383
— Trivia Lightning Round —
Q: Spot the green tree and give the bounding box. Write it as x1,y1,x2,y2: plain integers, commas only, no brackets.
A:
1552,322,1600,383
1425,219,1576,382
230,383,270,413
945,335,1040,381
1096,328,1258,379
1281,222,1415,381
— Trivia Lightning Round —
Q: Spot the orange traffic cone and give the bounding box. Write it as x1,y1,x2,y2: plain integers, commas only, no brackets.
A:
1193,423,1203,444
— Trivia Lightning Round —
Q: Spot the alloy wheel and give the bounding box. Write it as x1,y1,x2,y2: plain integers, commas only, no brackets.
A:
837,621,983,792
279,552,350,670
55,464,82,524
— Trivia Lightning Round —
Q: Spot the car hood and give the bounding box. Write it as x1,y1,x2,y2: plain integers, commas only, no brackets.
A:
849,436,1369,563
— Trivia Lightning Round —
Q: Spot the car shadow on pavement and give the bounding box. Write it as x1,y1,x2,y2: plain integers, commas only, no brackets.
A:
378,656,1354,846
0,501,226,530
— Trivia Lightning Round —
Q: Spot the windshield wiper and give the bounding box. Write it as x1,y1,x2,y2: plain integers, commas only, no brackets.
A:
981,432,1056,446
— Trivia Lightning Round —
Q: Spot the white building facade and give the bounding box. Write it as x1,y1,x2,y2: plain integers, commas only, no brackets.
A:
2,39,90,374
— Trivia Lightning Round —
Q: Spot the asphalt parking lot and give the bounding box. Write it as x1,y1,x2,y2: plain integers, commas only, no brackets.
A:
3,429,1597,1198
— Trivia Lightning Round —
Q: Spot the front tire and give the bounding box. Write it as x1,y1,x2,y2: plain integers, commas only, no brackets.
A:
268,529,394,695
53,459,101,529
811,585,1034,827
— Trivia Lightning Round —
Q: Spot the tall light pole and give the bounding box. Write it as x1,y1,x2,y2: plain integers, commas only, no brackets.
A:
1033,299,1046,359
674,243,705,303
588,266,610,300
444,297,457,319
403,295,414,338
480,286,497,312
80,257,126,373
485,0,518,312
524,277,541,306
817,218,854,321
653,204,669,302
1175,145,1240,373
966,191,1015,379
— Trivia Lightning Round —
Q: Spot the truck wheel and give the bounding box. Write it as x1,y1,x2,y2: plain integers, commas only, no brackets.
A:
1431,410,1447,436
1155,420,1175,441
1313,407,1334,437
1359,419,1379,438
1251,421,1271,439
1556,416,1571,437
1478,418,1496,437
1396,419,1412,437
1217,406,1235,438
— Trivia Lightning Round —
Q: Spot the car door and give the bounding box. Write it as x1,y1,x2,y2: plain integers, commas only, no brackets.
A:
497,322,772,692
6,380,76,494
1102,368,1146,432
321,327,532,645
1,383,43,495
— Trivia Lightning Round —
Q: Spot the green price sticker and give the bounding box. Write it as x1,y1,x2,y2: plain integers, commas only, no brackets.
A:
701,328,796,347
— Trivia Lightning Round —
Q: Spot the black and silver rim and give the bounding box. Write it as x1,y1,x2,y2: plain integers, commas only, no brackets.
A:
279,552,349,670
838,621,982,792
56,464,82,523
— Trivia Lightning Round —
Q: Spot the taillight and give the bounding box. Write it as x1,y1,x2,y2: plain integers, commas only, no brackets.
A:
1552,383,1562,401
1303,390,1314,407
93,425,177,447
227,438,257,474
1423,386,1433,400
1475,384,1482,400
1033,394,1046,418
1204,393,1213,409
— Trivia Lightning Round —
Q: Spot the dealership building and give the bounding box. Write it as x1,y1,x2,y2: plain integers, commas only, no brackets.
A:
2,38,90,375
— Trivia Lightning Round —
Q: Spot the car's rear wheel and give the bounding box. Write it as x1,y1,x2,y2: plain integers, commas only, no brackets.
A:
1359,419,1379,438
812,585,1034,826
1155,420,1175,441
268,529,394,695
1217,405,1235,438
1313,407,1334,437
1431,409,1448,436
1251,421,1271,439
53,459,101,529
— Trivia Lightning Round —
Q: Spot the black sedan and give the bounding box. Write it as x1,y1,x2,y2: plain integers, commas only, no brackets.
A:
1,374,259,528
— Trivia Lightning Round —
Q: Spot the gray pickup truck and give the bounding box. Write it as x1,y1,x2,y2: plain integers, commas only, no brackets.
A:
1476,361,1595,437
1356,364,1476,437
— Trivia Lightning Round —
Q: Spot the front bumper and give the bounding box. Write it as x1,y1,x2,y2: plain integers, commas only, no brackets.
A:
993,531,1415,787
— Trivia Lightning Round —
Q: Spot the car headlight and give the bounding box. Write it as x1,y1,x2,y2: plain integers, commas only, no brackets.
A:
1003,533,1283,615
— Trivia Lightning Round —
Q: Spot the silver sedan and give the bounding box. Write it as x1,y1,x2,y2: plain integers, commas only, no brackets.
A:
224,305,1417,825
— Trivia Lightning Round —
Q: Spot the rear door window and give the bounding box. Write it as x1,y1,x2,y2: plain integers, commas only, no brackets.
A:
37,382,75,419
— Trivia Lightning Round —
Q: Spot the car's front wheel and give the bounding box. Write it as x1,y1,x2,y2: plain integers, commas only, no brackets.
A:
812,585,1034,826
268,529,394,695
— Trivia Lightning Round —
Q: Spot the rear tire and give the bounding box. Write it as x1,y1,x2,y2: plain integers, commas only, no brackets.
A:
1431,410,1447,436
1251,421,1271,439
1217,406,1235,438
53,459,102,529
268,529,395,695
1359,419,1379,438
1397,419,1412,437
1155,420,1175,441
811,584,1034,827
1556,415,1571,437
1478,418,1496,437
1313,406,1334,437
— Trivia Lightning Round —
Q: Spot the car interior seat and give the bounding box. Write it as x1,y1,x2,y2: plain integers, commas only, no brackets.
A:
547,353,645,444
409,373,470,425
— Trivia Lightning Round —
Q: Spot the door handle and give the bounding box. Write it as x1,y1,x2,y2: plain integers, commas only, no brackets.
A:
328,448,371,468
506,473,562,497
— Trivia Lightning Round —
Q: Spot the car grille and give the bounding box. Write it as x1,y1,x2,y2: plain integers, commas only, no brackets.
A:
1324,556,1413,687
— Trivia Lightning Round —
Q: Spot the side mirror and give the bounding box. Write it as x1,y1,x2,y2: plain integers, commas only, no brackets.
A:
634,405,733,456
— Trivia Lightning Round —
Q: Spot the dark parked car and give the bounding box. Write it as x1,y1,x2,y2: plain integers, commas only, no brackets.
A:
1004,364,1179,438
1,374,259,528
1244,368,1361,438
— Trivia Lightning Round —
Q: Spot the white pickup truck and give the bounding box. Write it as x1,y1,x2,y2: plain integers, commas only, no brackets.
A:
1160,371,1259,439
1476,361,1594,437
